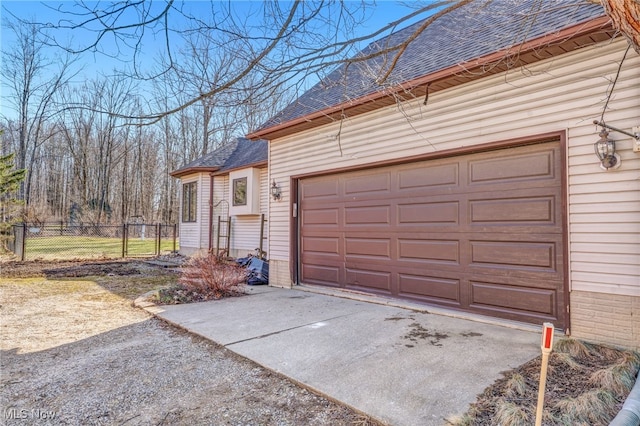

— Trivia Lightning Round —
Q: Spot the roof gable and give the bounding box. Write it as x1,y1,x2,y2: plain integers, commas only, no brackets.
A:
249,0,610,140
170,138,267,178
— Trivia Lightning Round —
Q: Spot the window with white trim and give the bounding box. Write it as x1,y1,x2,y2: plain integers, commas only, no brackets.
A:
182,181,197,222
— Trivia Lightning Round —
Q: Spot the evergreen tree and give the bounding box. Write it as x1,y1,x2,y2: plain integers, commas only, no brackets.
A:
0,151,27,251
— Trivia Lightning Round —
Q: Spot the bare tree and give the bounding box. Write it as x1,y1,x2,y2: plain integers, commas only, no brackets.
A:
152,96,180,224
1,19,79,203
21,0,377,123
57,77,138,224
18,0,638,125
159,25,297,154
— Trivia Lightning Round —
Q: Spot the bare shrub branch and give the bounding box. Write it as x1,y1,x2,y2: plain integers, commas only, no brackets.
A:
178,254,248,300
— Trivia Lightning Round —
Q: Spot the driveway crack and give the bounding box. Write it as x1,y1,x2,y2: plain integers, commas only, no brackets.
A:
226,313,353,346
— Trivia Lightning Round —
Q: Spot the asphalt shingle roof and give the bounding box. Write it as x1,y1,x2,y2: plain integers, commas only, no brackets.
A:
171,138,267,177
256,0,605,131
219,138,268,172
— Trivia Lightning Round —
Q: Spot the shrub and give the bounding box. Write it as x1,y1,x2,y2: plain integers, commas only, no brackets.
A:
178,254,248,300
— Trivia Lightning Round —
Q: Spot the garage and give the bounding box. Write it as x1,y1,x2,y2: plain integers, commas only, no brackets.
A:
298,140,566,327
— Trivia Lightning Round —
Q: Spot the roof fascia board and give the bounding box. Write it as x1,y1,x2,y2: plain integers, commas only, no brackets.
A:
169,166,221,178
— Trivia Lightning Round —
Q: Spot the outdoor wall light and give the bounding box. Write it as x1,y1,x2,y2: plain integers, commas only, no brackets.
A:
594,128,621,170
592,120,640,170
271,180,282,201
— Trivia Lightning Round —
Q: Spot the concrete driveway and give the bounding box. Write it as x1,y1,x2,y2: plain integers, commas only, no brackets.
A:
141,285,541,426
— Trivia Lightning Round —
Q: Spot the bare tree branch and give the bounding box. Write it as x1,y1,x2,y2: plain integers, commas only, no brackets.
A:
599,0,640,53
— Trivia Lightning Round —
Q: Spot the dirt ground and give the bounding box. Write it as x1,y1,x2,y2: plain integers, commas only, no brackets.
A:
0,259,380,425
1,259,638,426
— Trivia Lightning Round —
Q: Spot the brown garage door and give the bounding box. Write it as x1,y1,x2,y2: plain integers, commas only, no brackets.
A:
299,141,566,327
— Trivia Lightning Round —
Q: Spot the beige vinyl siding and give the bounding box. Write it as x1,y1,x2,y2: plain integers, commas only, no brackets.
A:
268,140,293,262
259,167,270,257
199,174,211,249
178,173,211,255
211,167,269,258
211,175,229,254
212,175,229,213
268,38,639,298
565,61,640,297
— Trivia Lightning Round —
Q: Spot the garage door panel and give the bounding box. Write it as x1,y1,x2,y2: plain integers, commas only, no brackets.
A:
301,252,343,267
301,179,339,199
302,264,341,286
398,163,459,190
470,281,557,317
463,268,563,292
397,239,460,263
344,172,391,195
345,205,390,225
393,262,563,288
470,241,556,270
301,251,343,268
464,226,563,236
299,141,565,328
469,197,555,224
301,236,340,255
345,237,391,259
463,231,563,243
395,225,468,235
468,150,556,186
467,186,560,201
302,208,339,226
346,268,391,293
398,274,461,305
397,201,459,225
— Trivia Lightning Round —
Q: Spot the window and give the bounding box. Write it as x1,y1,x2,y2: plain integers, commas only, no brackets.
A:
229,168,261,215
182,182,197,222
232,177,247,206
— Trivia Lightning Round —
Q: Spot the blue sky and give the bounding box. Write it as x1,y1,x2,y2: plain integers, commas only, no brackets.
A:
0,1,434,119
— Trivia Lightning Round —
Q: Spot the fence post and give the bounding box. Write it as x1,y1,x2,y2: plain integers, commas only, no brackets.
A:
173,223,177,253
21,223,26,261
122,224,127,258
156,223,161,256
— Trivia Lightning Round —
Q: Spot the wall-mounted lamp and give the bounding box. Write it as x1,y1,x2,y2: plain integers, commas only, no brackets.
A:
270,180,281,201
592,120,640,170
594,128,620,170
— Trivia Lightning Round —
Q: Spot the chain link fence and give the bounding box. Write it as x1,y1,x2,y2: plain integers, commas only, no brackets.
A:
9,223,178,261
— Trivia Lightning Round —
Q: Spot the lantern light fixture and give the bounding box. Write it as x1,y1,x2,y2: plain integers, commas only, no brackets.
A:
594,128,620,170
271,180,281,201
592,120,640,170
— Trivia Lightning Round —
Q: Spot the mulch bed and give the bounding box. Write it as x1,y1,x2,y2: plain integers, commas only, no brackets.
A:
456,339,640,425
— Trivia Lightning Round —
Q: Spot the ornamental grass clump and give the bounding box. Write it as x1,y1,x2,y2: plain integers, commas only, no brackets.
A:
452,338,640,426
177,254,248,301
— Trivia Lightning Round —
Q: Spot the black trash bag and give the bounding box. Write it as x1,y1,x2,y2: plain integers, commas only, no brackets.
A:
246,257,269,285
236,256,252,267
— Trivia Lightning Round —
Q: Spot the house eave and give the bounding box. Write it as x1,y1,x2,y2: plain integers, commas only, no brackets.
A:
170,166,221,179
247,16,614,141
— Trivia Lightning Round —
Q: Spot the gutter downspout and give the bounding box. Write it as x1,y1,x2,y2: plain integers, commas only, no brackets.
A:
610,373,640,426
